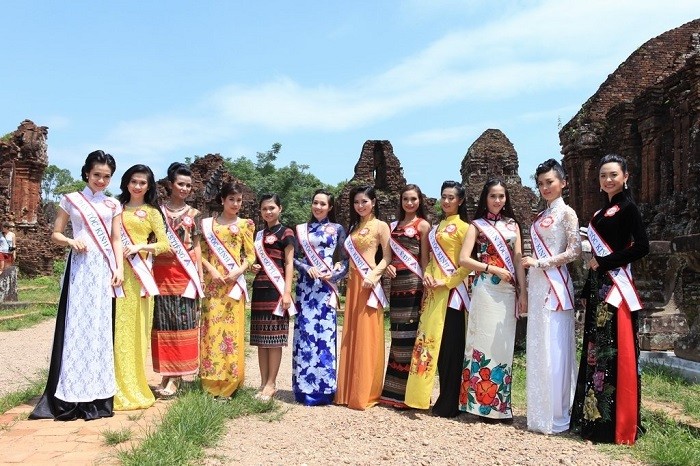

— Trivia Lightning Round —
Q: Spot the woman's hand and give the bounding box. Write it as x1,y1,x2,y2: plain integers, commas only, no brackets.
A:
223,267,244,286
123,244,142,257
493,266,514,284
112,270,124,288
69,238,87,253
423,274,436,288
385,264,397,279
251,264,261,274
306,266,323,280
589,257,599,271
517,293,527,319
521,256,537,269
282,291,293,310
210,269,227,286
362,277,376,289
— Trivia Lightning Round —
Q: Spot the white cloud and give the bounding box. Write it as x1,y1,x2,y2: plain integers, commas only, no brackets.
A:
83,0,700,159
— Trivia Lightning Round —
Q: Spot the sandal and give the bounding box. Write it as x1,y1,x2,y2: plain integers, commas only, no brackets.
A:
157,377,180,398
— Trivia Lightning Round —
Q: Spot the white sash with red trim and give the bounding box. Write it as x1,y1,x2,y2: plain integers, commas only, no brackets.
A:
389,221,423,280
65,192,124,298
120,220,160,297
296,223,339,309
472,218,516,277
343,234,388,309
587,222,643,311
255,230,296,316
202,217,248,302
161,206,204,299
427,225,470,311
530,214,574,311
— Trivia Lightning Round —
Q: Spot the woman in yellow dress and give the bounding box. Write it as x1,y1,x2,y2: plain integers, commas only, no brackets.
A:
200,182,255,399
114,164,170,410
335,185,392,410
404,180,471,417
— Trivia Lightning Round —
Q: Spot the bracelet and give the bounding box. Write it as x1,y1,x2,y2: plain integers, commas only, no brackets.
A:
485,264,490,273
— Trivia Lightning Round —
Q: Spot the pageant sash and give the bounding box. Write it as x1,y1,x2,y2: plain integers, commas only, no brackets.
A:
531,215,574,311
427,225,470,311
587,222,643,311
255,230,296,316
343,235,388,309
161,206,204,299
202,217,248,302
65,192,124,298
472,218,516,277
296,223,339,309
389,221,423,280
120,221,160,297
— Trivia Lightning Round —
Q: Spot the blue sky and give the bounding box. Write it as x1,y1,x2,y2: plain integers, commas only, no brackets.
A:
2,1,699,197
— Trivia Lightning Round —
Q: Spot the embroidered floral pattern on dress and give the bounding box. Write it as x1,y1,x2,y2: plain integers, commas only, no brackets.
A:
460,348,512,416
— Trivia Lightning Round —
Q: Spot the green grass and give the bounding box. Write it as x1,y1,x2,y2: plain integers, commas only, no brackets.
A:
642,363,700,421
0,274,60,332
102,427,133,446
0,371,46,415
511,350,526,411
118,384,279,466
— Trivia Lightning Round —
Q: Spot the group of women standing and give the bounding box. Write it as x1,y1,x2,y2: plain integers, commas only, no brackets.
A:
28,149,649,446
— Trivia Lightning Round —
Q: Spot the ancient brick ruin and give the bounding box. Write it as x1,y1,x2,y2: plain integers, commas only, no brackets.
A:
336,140,436,228
0,120,63,276
460,129,538,232
560,19,700,359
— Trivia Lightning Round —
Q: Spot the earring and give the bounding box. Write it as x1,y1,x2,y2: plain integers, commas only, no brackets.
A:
600,187,603,192
624,182,628,189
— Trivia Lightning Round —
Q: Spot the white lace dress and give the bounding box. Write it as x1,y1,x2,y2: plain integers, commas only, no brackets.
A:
54,188,121,403
526,196,581,433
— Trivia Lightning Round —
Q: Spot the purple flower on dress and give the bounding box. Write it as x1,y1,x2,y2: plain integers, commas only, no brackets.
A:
593,370,605,392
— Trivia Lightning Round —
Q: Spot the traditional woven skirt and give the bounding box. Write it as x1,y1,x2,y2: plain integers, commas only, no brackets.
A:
380,269,422,407
151,295,200,376
250,286,289,347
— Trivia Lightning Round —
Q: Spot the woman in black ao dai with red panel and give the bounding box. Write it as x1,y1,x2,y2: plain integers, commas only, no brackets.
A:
571,154,649,445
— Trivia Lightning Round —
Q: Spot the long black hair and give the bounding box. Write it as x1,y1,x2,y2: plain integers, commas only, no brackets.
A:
117,164,159,210
473,178,518,223
308,189,337,224
81,150,116,181
397,184,429,222
347,185,379,234
440,180,469,223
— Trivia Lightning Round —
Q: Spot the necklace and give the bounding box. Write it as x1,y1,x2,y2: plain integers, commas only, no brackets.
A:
165,202,187,211
267,223,284,235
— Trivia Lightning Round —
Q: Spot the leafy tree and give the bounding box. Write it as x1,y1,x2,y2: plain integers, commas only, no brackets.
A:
42,164,74,201
54,180,87,197
224,143,331,226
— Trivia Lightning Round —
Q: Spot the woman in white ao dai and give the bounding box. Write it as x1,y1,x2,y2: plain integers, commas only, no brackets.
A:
522,159,581,434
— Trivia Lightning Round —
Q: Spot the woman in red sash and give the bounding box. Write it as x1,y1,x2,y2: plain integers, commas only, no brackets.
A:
152,162,204,397
30,150,123,421
335,185,391,410
114,165,170,410
200,182,254,399
250,193,296,401
571,154,649,444
458,179,526,423
380,184,430,408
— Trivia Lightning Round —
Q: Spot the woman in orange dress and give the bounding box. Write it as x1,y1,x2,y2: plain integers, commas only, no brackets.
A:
335,185,392,410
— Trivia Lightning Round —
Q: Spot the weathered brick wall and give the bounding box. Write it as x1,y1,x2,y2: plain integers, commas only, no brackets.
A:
560,19,700,228
336,140,411,229
460,129,538,235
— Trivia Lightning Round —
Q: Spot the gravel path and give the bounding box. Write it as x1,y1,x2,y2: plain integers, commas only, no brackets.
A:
0,319,642,465
205,328,641,466
0,318,55,396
